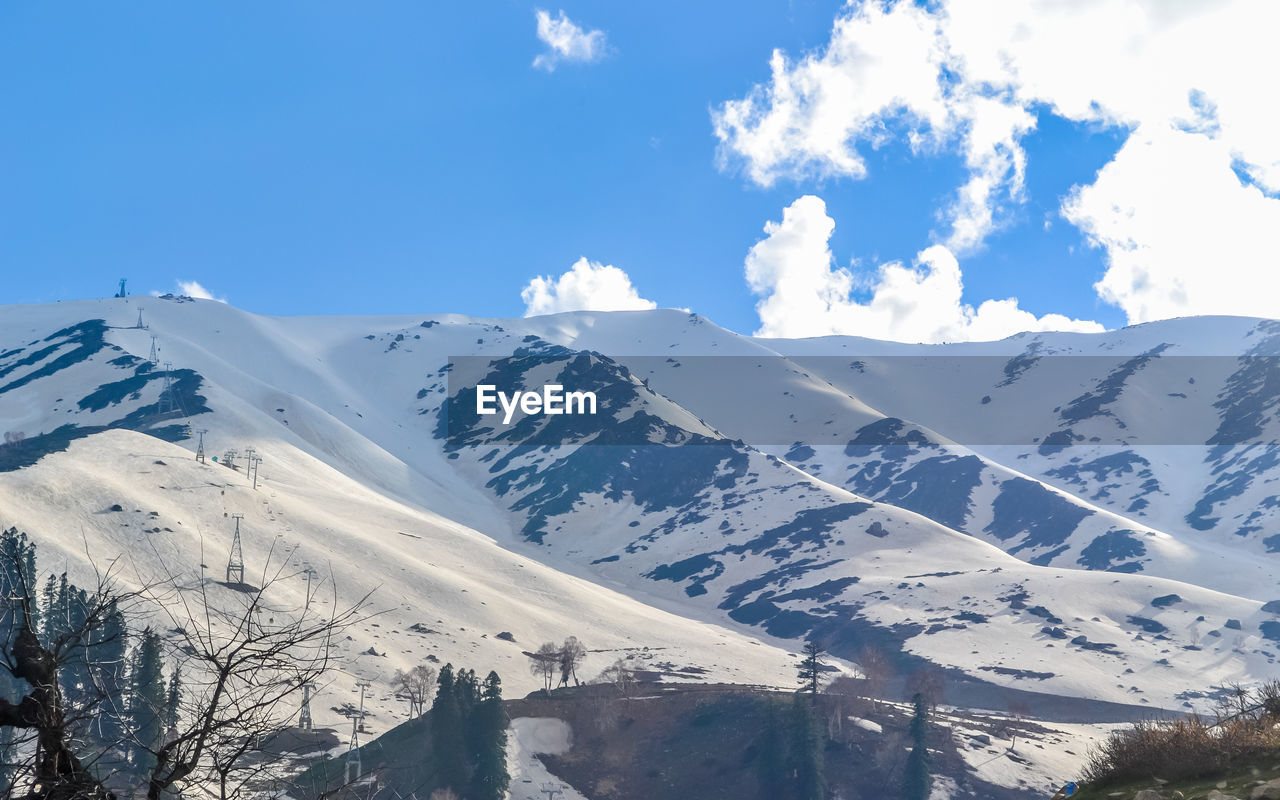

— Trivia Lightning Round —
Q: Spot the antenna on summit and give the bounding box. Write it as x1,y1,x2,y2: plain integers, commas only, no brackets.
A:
226,514,245,584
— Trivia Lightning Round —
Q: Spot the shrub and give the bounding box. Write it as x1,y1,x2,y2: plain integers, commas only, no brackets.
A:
1082,715,1280,784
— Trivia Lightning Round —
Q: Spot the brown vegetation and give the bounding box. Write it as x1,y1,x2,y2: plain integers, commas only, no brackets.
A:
1082,681,1280,786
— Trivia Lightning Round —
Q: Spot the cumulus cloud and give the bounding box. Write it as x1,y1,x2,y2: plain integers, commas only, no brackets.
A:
1065,124,1280,323
715,0,1280,323
746,196,1103,342
712,0,1030,254
522,257,657,316
532,9,608,72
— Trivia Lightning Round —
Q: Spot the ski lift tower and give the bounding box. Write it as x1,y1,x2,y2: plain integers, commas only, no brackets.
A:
158,361,178,415
226,514,245,584
299,683,314,731
356,680,371,733
244,447,262,488
195,429,208,464
345,716,361,784
302,565,318,612
115,278,128,298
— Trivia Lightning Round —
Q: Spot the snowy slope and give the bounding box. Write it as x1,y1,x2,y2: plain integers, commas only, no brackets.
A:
763,319,1280,586
4,297,1280,722
0,428,803,739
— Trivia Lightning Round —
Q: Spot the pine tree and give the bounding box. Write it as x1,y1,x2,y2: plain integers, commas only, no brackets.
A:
902,692,932,800
62,584,94,711
754,699,787,800
39,573,62,644
0,527,37,788
164,666,182,735
127,628,167,774
456,668,479,717
469,671,509,800
796,639,826,702
431,663,468,793
0,524,37,788
93,598,129,746
787,694,825,800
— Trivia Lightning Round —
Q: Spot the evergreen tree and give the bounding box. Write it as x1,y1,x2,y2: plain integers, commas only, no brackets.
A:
431,663,468,793
0,527,37,788
127,628,167,774
455,668,479,717
93,598,129,746
796,639,826,702
0,527,38,595
61,584,94,710
754,699,787,800
902,693,932,800
164,666,183,736
469,671,509,800
432,663,455,714
39,573,60,643
786,694,825,800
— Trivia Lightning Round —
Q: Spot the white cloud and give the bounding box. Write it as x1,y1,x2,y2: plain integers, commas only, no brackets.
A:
711,0,1030,254
532,9,607,72
522,257,657,316
1065,124,1280,323
746,196,1103,342
715,0,1280,324
152,280,226,302
178,280,226,302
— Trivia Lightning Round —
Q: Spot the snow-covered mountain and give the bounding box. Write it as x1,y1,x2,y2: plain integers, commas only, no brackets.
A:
5,296,1280,742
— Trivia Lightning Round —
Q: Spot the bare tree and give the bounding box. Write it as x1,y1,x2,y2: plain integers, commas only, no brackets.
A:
558,636,586,688
137,543,370,800
527,643,559,692
857,645,894,709
0,527,146,800
0,566,129,799
392,664,437,718
1,527,369,800
596,659,637,698
904,666,946,712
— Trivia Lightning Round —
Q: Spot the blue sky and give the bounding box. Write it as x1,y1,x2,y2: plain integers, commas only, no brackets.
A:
2,1,1273,340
